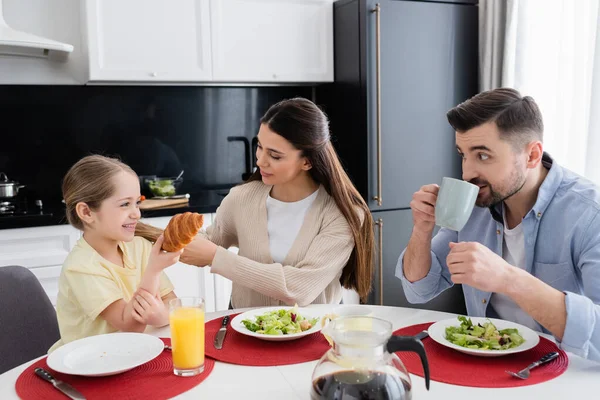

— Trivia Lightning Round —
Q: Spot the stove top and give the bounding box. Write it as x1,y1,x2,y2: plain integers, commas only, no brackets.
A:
0,198,54,218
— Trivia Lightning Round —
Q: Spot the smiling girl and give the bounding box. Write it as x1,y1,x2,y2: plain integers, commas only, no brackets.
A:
49,155,181,352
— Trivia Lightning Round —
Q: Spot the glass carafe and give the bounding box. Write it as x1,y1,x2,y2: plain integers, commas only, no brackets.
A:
311,316,430,400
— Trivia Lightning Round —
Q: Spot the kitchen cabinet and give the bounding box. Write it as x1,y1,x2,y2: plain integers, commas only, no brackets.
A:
210,0,334,83
83,0,213,82
0,224,80,306
3,0,334,84
0,224,80,269
83,0,333,83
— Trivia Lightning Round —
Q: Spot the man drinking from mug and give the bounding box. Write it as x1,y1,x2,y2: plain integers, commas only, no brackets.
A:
397,88,600,361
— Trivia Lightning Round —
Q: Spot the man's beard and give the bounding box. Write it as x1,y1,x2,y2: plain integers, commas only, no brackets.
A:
471,168,526,208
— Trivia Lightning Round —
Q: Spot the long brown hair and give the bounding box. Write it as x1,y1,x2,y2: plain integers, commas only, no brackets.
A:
62,154,137,230
248,97,374,301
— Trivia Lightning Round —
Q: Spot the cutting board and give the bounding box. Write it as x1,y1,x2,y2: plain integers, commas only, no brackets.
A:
140,198,189,210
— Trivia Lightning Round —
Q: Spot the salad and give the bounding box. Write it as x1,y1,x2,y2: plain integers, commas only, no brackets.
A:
148,179,176,197
242,305,319,335
445,316,525,350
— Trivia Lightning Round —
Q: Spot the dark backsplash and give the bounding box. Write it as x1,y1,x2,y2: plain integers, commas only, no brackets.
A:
0,85,313,204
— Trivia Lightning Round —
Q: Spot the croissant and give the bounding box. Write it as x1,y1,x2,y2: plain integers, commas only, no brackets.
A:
162,212,204,252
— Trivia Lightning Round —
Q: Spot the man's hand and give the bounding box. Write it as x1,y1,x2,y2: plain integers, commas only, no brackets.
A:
447,241,569,341
402,184,441,283
446,241,513,293
410,184,439,237
131,288,169,327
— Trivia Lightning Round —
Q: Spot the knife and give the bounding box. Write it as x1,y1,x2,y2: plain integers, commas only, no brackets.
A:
35,367,87,400
414,330,429,341
213,315,230,350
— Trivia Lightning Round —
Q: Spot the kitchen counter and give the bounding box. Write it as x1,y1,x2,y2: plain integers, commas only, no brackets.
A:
140,188,227,219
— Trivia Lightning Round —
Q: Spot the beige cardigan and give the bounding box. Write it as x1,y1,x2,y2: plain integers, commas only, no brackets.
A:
201,181,355,308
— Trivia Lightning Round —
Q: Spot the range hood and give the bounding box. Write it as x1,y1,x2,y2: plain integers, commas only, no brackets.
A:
0,0,73,59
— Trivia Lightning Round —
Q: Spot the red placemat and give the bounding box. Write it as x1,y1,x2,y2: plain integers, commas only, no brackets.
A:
205,313,330,366
394,322,568,388
16,338,214,400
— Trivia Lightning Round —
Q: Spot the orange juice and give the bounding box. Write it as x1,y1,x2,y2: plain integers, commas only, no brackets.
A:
169,300,205,376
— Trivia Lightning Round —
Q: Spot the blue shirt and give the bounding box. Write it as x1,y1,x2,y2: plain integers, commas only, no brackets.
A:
397,153,600,361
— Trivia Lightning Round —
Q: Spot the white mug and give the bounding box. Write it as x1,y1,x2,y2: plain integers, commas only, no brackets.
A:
435,177,479,231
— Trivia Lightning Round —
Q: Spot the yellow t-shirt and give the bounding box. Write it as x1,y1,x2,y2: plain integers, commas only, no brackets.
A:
49,236,174,353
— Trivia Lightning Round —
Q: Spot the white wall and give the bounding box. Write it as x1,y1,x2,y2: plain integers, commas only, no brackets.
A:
0,0,86,84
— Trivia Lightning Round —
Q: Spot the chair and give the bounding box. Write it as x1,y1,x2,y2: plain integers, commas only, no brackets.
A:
0,265,60,374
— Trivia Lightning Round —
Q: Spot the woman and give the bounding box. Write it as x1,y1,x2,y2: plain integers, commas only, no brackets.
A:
136,97,374,307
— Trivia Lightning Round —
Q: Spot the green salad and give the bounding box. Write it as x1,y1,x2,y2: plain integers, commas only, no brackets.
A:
242,306,319,335
445,316,525,350
148,179,176,197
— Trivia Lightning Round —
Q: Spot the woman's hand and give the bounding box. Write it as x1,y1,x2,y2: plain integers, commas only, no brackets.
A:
179,236,218,267
147,235,183,272
131,288,169,327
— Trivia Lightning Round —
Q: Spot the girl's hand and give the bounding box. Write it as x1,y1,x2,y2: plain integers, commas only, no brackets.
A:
147,234,183,271
131,288,169,326
179,236,218,267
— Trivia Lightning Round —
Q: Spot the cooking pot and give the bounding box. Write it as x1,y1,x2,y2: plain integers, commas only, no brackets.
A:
0,173,26,198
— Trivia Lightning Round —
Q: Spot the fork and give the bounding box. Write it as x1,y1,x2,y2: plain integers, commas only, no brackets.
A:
505,352,559,379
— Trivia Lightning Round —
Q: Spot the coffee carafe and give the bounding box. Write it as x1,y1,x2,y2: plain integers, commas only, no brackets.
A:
311,316,430,400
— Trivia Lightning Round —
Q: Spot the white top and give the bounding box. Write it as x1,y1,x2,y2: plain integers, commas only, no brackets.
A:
266,189,319,263
0,305,596,400
489,208,542,331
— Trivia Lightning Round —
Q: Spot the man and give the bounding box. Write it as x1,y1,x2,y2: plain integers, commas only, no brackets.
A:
397,88,600,361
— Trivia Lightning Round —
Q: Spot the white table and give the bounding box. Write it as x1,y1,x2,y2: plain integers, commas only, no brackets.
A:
1,305,599,399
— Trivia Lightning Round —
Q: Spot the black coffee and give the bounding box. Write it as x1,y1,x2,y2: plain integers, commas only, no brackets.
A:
311,370,411,400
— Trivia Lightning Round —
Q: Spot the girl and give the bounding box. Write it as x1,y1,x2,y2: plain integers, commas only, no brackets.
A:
136,97,374,308
49,155,181,352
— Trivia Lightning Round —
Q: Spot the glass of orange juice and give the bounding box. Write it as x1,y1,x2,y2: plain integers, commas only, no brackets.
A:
169,297,205,376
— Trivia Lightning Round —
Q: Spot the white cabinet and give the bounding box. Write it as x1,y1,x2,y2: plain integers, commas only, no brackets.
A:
84,0,212,82
81,0,333,84
210,0,333,83
2,0,334,84
0,225,80,268
0,224,81,306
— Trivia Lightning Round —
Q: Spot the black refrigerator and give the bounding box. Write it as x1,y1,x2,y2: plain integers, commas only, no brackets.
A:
318,0,479,313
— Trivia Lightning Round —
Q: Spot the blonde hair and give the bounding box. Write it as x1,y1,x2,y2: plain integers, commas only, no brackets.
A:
62,154,137,230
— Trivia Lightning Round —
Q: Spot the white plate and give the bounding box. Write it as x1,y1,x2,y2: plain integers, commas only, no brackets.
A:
427,317,540,357
231,306,323,342
47,332,165,376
